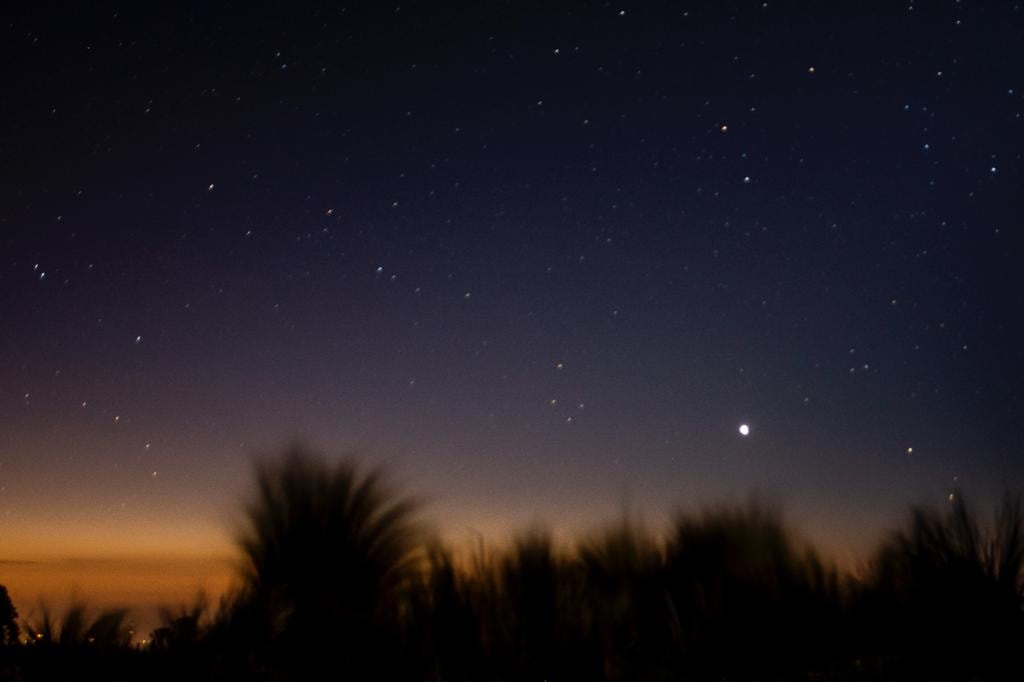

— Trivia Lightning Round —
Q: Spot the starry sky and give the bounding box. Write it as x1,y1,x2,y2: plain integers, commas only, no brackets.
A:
1,1,1022,612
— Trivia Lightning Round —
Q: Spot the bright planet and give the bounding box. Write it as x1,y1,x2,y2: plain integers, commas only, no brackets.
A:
739,424,751,437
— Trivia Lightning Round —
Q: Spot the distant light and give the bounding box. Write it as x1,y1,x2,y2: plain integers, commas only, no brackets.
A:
738,424,750,436
906,447,913,455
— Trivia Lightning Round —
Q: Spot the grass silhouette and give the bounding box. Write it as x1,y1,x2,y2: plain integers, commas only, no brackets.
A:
2,447,1023,681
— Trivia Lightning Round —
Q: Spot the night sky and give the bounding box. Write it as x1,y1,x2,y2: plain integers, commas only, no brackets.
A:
1,1,1022,612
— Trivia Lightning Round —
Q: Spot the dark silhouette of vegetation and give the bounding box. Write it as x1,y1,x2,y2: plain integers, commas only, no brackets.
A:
149,593,209,652
0,586,17,647
2,448,1024,681
223,445,423,677
0,601,143,682
662,504,843,676
21,601,132,649
851,493,1024,679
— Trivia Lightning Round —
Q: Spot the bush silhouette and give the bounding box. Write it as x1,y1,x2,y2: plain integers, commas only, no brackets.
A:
857,492,1024,676
577,519,666,679
227,444,421,676
663,504,842,675
407,543,495,682
496,530,588,680
150,593,209,652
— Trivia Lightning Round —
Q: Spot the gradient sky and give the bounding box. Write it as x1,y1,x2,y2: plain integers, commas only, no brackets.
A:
1,1,1022,626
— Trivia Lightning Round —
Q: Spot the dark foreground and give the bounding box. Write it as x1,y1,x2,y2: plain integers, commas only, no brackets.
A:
1,451,1021,681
